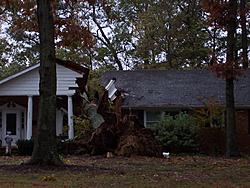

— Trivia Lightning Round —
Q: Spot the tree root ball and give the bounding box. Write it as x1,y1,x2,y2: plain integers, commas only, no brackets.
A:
115,129,162,157
88,121,162,157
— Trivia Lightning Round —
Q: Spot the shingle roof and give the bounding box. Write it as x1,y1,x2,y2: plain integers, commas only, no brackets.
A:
101,69,250,109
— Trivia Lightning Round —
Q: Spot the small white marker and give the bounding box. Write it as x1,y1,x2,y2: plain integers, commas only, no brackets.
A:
163,152,170,158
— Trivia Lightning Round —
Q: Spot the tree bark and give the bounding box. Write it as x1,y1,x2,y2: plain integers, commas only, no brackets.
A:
29,0,62,165
226,78,238,157
240,0,248,69
225,0,239,157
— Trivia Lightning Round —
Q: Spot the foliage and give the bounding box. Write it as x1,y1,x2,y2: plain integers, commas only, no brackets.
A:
193,98,225,128
74,116,93,138
87,65,115,100
0,0,248,72
133,0,210,68
16,139,34,156
0,39,28,80
209,58,244,80
0,0,214,71
152,112,199,152
0,0,95,67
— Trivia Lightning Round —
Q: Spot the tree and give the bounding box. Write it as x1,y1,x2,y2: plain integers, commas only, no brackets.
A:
225,0,239,157
77,0,133,70
53,0,211,70
28,0,62,165
3,0,94,68
0,0,94,165
1,1,216,70
202,0,240,157
121,0,210,69
0,1,26,79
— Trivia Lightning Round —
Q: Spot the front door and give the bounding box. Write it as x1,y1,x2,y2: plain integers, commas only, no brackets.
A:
3,111,20,146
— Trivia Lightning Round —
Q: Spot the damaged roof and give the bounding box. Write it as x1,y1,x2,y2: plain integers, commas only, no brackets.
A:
101,69,250,109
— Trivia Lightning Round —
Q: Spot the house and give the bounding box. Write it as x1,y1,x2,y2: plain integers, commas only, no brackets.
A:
101,70,250,152
0,60,88,146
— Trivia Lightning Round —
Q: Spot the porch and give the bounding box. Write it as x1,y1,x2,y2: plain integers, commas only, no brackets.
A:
0,96,75,146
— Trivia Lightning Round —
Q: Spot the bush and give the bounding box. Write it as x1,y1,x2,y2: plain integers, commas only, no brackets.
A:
152,112,199,153
74,116,94,139
16,139,34,156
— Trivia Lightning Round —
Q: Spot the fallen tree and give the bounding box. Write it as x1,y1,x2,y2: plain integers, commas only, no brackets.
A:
64,89,162,157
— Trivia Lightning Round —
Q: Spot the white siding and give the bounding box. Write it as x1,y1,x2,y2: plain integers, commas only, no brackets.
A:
0,64,82,96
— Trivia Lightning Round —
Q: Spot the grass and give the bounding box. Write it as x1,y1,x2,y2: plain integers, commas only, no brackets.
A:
0,155,250,187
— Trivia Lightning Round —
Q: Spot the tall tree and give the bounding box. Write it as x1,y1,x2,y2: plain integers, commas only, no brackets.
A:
126,0,210,68
29,0,62,165
225,0,239,157
202,0,240,157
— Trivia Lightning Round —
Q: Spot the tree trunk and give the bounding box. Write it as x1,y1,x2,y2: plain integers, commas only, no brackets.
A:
226,78,238,157
225,0,239,157
29,0,62,165
240,0,248,69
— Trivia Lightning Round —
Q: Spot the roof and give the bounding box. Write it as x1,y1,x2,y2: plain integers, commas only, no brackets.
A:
101,69,250,109
55,59,89,75
0,64,40,85
0,59,89,86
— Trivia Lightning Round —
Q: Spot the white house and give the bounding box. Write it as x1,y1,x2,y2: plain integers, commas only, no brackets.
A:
0,60,89,146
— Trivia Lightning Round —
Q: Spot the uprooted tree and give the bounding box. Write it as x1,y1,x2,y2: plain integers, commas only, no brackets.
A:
65,89,162,157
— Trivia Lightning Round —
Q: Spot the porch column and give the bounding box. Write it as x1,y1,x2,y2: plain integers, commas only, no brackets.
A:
68,95,74,139
27,96,33,140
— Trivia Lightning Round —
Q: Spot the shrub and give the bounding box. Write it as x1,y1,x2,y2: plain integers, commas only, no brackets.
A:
193,98,225,128
16,139,34,156
74,116,93,138
152,112,199,153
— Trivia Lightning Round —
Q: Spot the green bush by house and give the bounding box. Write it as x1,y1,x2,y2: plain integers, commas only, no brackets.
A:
152,112,200,153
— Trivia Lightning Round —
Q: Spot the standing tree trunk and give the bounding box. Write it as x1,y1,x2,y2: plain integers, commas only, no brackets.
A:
240,0,248,69
29,0,62,165
226,0,239,157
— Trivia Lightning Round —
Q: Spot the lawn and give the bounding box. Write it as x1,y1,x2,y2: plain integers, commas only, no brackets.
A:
0,155,250,188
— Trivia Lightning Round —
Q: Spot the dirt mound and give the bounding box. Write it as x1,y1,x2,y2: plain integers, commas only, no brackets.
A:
87,115,162,157
116,128,162,157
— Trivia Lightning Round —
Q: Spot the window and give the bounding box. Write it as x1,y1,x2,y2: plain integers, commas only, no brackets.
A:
144,111,163,127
